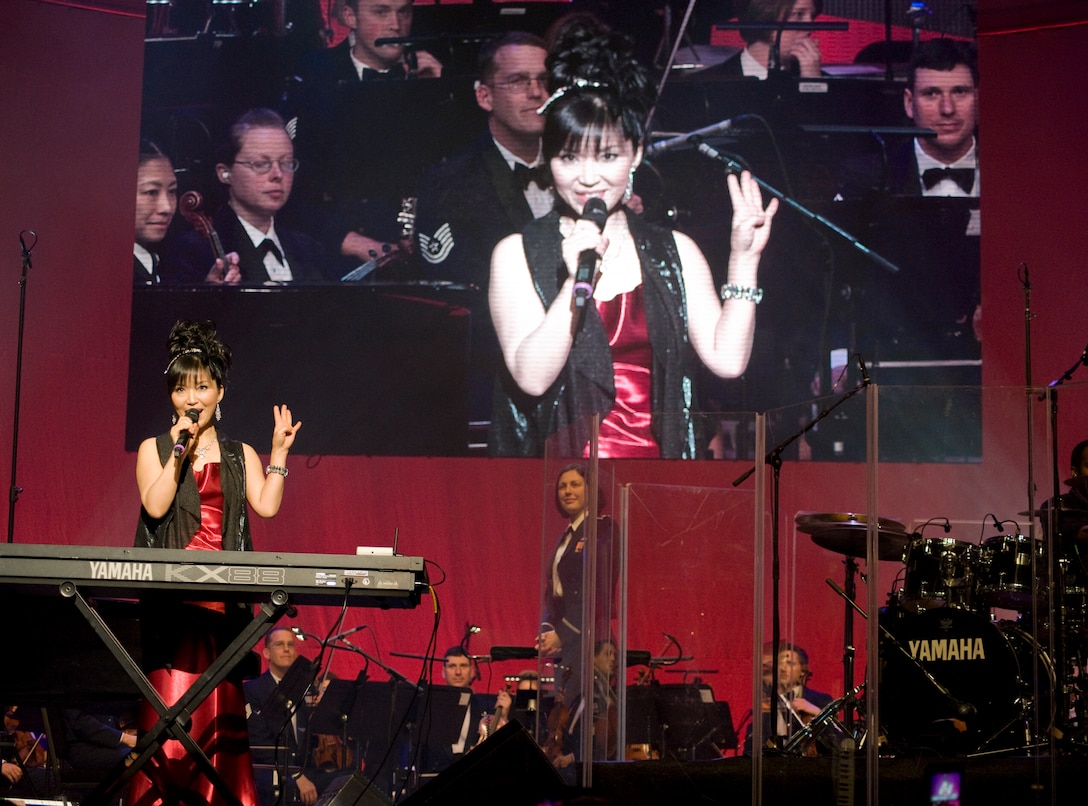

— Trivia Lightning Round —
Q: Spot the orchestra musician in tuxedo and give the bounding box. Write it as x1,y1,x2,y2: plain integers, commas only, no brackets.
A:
744,643,833,754
838,38,979,199
134,140,177,286
286,0,443,272
704,0,825,79
246,626,339,806
420,646,485,775
414,31,551,426
161,109,328,285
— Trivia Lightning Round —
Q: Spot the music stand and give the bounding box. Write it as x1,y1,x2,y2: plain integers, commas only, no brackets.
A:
259,655,318,722
346,679,421,796
307,674,368,772
413,684,475,771
647,683,726,761
625,686,660,760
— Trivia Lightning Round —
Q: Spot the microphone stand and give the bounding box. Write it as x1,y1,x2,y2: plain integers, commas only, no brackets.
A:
331,639,421,693
734,371,870,746
8,232,36,543
696,144,899,275
1039,329,1088,729
825,578,976,724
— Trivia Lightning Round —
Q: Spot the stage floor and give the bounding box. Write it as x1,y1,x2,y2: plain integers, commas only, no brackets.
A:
588,754,1087,805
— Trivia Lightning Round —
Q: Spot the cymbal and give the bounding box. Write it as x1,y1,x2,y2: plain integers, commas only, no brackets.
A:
795,512,907,535
809,527,911,561
796,513,910,561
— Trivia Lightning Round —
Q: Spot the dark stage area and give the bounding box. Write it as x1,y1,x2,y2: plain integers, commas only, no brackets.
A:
586,754,1084,805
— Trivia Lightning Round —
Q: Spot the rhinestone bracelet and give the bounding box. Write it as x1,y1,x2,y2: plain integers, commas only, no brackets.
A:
721,283,764,304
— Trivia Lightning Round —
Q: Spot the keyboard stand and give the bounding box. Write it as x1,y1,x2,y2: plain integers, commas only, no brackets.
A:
61,581,292,806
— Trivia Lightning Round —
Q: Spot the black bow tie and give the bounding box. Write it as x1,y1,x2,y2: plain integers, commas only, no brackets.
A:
513,163,548,190
257,239,283,263
922,166,975,193
360,64,407,82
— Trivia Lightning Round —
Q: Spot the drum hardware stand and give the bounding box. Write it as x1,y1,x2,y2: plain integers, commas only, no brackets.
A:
735,363,875,749
781,684,865,755
1038,333,1088,739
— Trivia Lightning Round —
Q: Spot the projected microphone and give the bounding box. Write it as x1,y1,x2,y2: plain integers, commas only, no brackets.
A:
645,117,746,159
172,409,200,458
573,198,609,309
857,354,871,385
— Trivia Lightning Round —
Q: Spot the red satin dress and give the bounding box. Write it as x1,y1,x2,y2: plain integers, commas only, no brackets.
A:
127,463,259,806
589,285,660,458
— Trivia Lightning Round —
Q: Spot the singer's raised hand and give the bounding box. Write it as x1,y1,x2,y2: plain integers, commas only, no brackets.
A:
727,170,778,257
271,404,302,453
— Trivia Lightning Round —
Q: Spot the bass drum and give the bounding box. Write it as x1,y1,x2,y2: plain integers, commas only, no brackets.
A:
878,607,1053,754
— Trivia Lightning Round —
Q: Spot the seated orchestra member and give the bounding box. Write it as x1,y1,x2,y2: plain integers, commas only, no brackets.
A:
246,626,340,806
287,0,443,271
1,706,51,799
414,30,551,426
745,642,833,754
705,0,825,80
161,108,328,285
477,668,543,744
60,707,137,772
133,140,177,287
837,38,979,200
421,646,483,775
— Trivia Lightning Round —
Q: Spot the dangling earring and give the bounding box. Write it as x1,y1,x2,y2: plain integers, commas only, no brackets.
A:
623,169,635,204
171,412,178,425
215,403,222,422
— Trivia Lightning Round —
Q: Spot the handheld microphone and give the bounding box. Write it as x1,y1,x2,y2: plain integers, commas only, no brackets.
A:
573,198,609,308
645,117,745,159
172,409,201,458
857,354,871,385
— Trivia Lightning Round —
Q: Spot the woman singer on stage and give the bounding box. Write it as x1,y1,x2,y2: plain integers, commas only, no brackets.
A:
488,17,779,458
129,319,301,806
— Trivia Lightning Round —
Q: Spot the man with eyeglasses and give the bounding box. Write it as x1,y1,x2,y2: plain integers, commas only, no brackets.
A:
161,108,328,285
413,31,551,429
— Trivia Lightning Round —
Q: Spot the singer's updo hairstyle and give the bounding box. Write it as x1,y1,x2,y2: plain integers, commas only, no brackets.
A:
540,16,655,163
164,319,232,392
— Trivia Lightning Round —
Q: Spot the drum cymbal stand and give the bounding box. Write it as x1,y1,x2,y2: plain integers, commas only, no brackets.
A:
782,684,865,755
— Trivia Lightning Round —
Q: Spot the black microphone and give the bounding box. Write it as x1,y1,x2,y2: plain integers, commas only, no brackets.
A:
645,117,747,159
172,408,200,458
951,697,977,719
573,198,609,308
330,624,368,640
857,354,871,385
990,514,1004,533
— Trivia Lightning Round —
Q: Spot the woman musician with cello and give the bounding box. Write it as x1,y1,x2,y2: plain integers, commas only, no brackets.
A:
161,108,327,286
